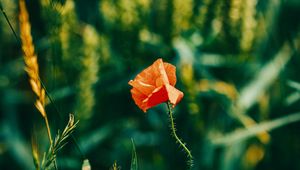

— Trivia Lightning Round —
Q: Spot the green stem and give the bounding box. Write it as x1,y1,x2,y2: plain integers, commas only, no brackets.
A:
167,102,193,169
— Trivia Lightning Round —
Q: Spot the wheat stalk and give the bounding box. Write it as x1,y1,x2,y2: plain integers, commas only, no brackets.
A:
19,0,52,145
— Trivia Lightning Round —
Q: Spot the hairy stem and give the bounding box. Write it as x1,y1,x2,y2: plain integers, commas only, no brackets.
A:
167,102,193,169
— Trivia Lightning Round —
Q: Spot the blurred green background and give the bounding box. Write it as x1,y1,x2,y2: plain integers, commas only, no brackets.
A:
1,0,300,169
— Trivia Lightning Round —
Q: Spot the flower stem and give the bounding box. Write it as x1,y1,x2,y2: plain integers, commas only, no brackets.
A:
167,102,193,169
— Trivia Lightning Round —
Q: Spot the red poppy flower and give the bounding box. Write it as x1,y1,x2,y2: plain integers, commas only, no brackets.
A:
129,58,184,112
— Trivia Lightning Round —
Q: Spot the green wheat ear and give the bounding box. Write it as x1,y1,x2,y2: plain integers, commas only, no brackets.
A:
167,102,193,169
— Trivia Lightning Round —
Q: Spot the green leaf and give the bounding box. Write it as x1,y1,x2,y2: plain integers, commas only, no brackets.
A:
130,138,138,170
287,80,300,91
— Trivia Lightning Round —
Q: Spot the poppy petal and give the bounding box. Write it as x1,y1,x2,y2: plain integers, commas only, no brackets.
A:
135,65,156,85
129,58,183,112
129,80,155,96
165,84,184,106
141,85,183,112
130,88,148,111
142,86,169,111
163,63,177,86
133,58,166,86
153,58,170,86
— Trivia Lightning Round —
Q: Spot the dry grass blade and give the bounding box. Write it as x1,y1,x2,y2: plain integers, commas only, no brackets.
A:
19,0,52,144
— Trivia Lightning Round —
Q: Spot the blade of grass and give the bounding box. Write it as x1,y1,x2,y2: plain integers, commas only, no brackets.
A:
212,112,300,146
0,0,20,43
130,138,138,170
230,43,292,144
287,80,300,91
